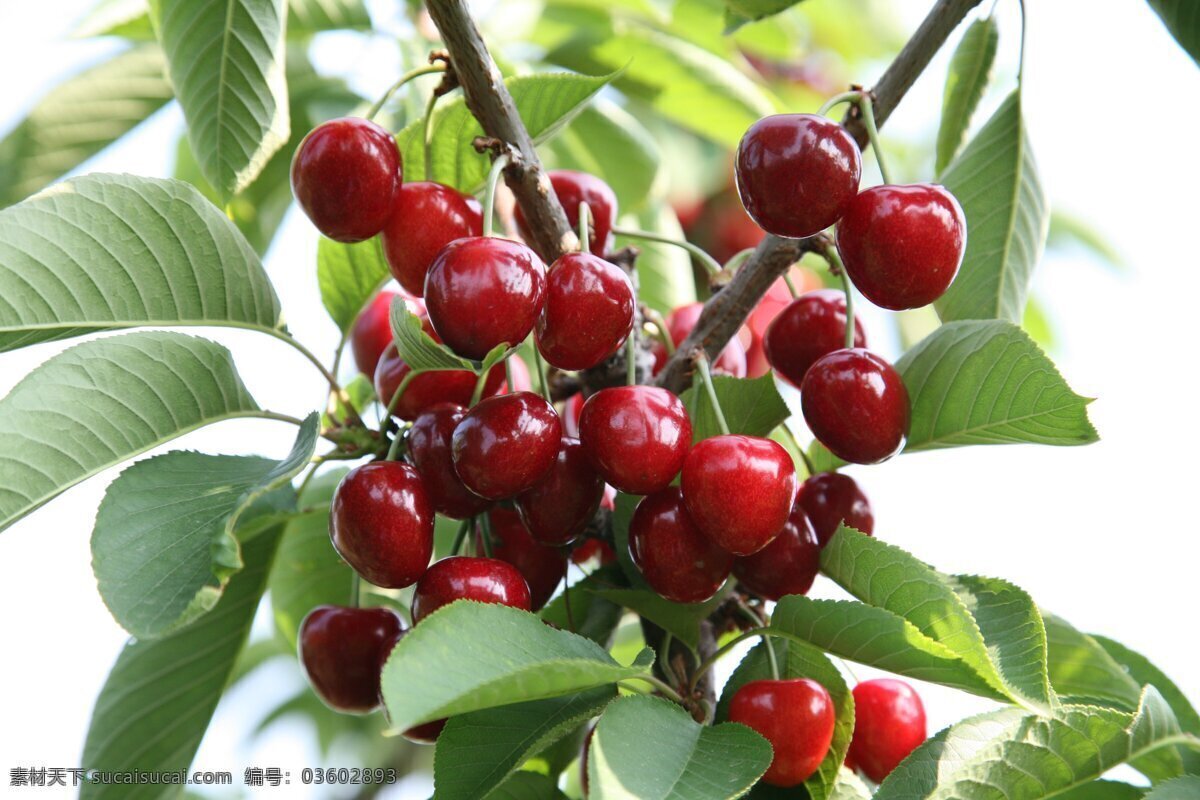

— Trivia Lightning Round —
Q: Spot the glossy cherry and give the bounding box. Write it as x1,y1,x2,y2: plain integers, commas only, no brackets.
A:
515,170,617,258
515,437,605,546
298,605,404,713
407,403,492,519
729,678,836,787
350,289,402,377
796,473,874,546
451,391,561,500
424,237,547,360
536,252,635,370
481,508,566,611
578,386,692,495
381,181,483,296
630,488,732,603
651,302,747,378
764,290,866,387
745,267,824,377
374,342,503,421
735,114,862,239
801,349,910,465
681,435,797,556
732,501,820,600
330,462,434,588
411,556,532,623
836,183,966,310
848,679,927,782
291,117,402,242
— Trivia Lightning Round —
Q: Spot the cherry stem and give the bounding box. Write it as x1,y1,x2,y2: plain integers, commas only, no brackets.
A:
856,91,893,185
477,513,494,558
642,306,675,356
822,245,857,350
816,90,861,117
622,674,685,705
351,572,363,609
255,410,308,427
782,272,800,299
578,202,592,253
563,564,576,632
626,268,640,386
659,632,681,690
422,86,440,179
264,329,362,427
469,365,493,406
694,352,730,436
777,423,817,478
384,368,419,424
482,153,511,238
451,519,471,556
532,345,552,403
736,602,781,681
689,627,773,693
723,247,756,274
365,63,446,122
610,226,722,277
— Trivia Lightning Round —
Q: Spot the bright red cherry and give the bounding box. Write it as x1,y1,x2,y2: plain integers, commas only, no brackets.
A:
629,488,732,603
578,386,692,495
380,181,483,296
735,114,861,239
836,184,966,310
299,605,403,714
681,435,797,556
651,302,747,378
411,556,532,623
515,437,605,546
515,170,617,258
350,289,401,377
764,290,866,387
407,403,492,519
733,502,820,600
481,508,566,611
796,473,874,546
330,462,433,588
375,343,504,421
729,678,836,787
424,237,547,360
848,679,927,782
802,349,909,465
536,252,635,370
451,391,561,500
291,117,402,242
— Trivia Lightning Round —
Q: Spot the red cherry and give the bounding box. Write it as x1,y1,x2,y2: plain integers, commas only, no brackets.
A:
562,392,585,438
411,556,532,623
765,290,867,387
732,501,820,600
801,349,910,465
403,718,447,744
629,487,732,604
651,302,747,378
515,437,605,546
848,679,927,782
381,181,483,296
745,268,824,377
515,170,617,258
836,184,966,310
330,462,433,588
536,252,635,370
735,114,861,239
729,678,836,787
291,117,402,242
796,473,874,546
374,342,503,421
451,391,562,500
298,605,404,713
481,508,566,611
578,386,692,495
681,435,797,556
407,403,492,519
350,289,401,377
425,237,547,360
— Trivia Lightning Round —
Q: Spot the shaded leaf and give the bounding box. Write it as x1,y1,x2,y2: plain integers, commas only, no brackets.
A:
591,586,727,651
487,772,571,800
541,565,626,647
936,17,999,175
1044,613,1141,710
1147,0,1200,66
317,237,390,332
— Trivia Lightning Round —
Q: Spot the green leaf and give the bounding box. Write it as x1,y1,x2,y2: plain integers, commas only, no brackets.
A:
1057,782,1147,800
287,0,370,32
680,374,790,443
936,17,999,175
76,0,370,38
1044,613,1142,710
721,0,802,28
897,320,1098,451
433,687,616,800
151,0,290,199
546,100,661,213
0,174,283,352
389,294,506,373
587,694,771,799
487,772,571,800
72,0,156,39
1147,0,1200,66
80,525,281,799
0,331,263,533
1047,208,1126,271
1146,777,1200,799
381,601,654,732
591,587,727,651
317,237,390,332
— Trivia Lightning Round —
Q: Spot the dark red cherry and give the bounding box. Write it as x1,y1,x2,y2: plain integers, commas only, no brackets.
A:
515,170,617,258
515,437,605,546
350,289,402,377
629,487,732,604
411,556,532,623
424,237,547,360
536,252,635,370
651,302,747,378
733,501,820,600
848,679,927,782
745,267,824,377
291,117,402,242
764,290,866,387
298,605,404,713
796,473,874,546
374,342,503,421
481,508,566,611
681,435,797,556
381,181,483,296
735,114,861,239
836,183,966,310
403,718,447,744
451,391,562,500
729,678,836,787
330,462,433,588
801,349,910,465
407,403,492,519
578,386,692,495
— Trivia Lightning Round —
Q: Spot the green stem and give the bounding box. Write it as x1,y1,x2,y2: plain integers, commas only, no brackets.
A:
823,245,857,350
856,90,892,185
365,63,445,122
611,226,722,277
532,346,552,403
351,572,363,608
735,603,779,680
659,632,681,690
782,272,799,299
777,423,817,477
470,366,493,406
642,307,675,356
482,153,511,238
578,201,592,252
817,90,862,117
626,269,641,386
694,353,730,435
422,85,440,179
690,628,771,693
1016,0,1027,85
562,564,576,632
384,369,419,422
294,463,319,499
451,519,471,556
477,512,494,557
256,410,308,427
264,329,362,426
385,427,406,461
621,674,685,705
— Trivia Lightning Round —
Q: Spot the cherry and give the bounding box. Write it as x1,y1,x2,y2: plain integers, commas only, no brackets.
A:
735,114,861,239
651,302,747,378
481,508,566,611
728,678,836,787
298,605,404,713
381,181,483,296
571,537,616,566
411,556,532,623
629,487,732,604
330,462,434,588
578,386,692,495
536,252,635,370
835,183,966,310
424,237,547,360
732,501,820,600
350,289,402,377
291,117,402,242
515,437,605,546
801,349,909,465
514,170,617,258
374,342,503,421
562,392,585,438
403,718,447,744
451,391,561,500
681,435,797,556
407,403,492,519
745,267,824,377
764,290,866,387
796,473,874,546
848,679,927,782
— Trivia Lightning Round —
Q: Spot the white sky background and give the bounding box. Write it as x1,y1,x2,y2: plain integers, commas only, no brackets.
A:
1,1,1198,797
